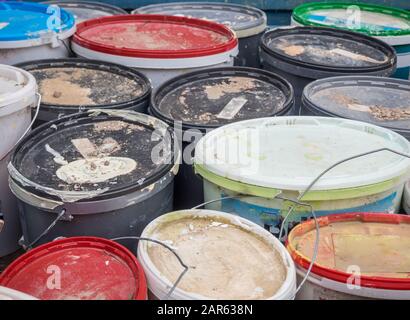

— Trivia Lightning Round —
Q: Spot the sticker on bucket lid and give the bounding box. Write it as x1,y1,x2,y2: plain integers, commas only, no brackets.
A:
155,73,289,126
217,97,248,119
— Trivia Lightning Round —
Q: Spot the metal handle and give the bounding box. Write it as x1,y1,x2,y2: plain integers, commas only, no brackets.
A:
21,208,73,250
0,93,42,162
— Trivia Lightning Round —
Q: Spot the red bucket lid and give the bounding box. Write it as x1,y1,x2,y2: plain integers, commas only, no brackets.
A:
287,213,410,290
0,237,147,300
72,14,238,59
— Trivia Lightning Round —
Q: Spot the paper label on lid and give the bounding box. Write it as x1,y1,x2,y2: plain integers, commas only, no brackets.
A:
217,97,247,120
347,103,371,112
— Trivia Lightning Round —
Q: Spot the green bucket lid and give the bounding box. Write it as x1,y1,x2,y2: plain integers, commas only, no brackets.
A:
292,2,410,38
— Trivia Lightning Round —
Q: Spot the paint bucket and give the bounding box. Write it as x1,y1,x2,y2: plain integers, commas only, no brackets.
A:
260,26,397,113
151,67,295,209
42,0,127,24
8,110,180,252
71,15,238,89
0,237,147,300
132,2,267,68
0,286,38,300
0,2,76,65
16,59,151,126
302,76,410,140
291,2,410,80
194,116,410,235
138,209,296,300
287,212,410,300
0,65,37,257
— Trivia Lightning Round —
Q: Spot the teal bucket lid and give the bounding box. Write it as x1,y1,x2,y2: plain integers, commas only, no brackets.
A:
292,2,410,38
0,1,75,46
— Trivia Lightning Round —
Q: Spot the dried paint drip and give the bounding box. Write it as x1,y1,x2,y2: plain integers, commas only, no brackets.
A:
148,216,287,299
56,157,137,184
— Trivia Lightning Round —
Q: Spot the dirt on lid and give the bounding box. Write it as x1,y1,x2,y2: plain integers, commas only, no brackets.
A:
157,75,288,126
16,119,171,193
310,85,410,125
269,34,388,67
31,67,145,106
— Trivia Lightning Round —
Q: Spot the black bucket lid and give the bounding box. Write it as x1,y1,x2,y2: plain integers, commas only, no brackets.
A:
133,2,267,38
9,110,177,202
303,76,410,137
16,59,151,111
42,1,128,23
261,26,396,74
150,67,295,131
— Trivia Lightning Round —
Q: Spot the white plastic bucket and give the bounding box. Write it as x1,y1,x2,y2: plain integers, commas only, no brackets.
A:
0,64,37,257
287,212,410,300
0,286,38,300
0,2,76,65
71,15,238,89
194,117,410,234
138,209,296,300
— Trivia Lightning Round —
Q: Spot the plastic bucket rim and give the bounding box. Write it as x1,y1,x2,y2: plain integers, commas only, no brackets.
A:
287,212,410,291
72,14,238,59
150,66,296,131
0,236,148,300
260,26,397,74
292,1,410,38
138,209,296,300
41,0,128,15
193,116,410,192
15,58,152,111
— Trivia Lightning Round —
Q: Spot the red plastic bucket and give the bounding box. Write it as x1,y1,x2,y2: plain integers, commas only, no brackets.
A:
287,213,410,299
0,237,147,300
71,15,239,88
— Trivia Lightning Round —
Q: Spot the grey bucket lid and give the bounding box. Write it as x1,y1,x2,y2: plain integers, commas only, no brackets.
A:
133,2,267,38
262,27,396,71
42,0,127,23
9,110,176,201
151,67,294,129
303,76,410,134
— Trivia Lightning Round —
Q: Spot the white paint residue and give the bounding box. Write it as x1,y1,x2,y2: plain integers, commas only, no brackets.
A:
45,144,68,165
56,157,137,184
217,97,248,120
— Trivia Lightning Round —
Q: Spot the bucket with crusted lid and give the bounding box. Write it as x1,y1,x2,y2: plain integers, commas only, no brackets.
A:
7,109,180,252
194,116,410,234
133,2,266,68
0,1,76,65
151,67,295,209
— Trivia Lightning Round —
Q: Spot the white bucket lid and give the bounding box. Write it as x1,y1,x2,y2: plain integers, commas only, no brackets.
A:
0,65,37,116
0,286,38,300
194,116,410,191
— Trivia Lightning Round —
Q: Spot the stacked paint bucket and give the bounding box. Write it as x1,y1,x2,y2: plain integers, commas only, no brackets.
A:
1,0,410,301
291,2,410,80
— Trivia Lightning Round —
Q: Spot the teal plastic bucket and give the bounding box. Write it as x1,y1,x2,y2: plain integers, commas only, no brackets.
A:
194,117,410,234
292,2,410,80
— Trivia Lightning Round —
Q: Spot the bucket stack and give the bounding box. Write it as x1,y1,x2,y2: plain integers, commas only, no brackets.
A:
0,0,410,301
